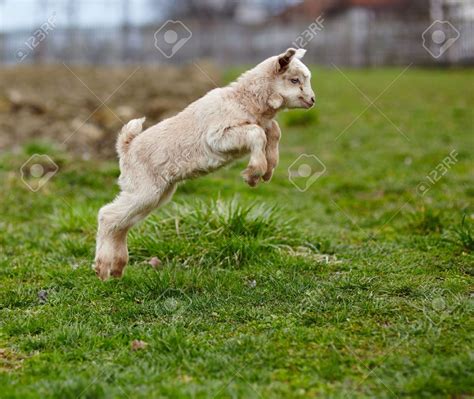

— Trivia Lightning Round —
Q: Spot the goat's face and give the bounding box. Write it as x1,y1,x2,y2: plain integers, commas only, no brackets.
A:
270,48,315,110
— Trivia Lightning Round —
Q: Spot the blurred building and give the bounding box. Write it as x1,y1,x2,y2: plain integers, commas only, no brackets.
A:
271,0,473,65
0,0,472,66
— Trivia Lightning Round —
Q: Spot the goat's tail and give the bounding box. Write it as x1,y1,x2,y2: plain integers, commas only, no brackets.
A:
116,117,146,157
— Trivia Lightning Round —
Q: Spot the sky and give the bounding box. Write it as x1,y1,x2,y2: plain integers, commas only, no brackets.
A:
0,0,164,32
0,0,303,32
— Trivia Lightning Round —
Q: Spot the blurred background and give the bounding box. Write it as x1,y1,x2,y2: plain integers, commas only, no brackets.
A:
1,0,473,66
0,0,472,158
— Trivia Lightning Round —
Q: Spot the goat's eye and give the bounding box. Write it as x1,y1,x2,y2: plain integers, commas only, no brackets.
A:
290,78,300,84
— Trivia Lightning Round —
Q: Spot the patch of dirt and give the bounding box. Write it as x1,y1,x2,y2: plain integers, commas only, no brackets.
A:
131,340,148,351
284,246,342,265
0,63,220,158
0,348,25,372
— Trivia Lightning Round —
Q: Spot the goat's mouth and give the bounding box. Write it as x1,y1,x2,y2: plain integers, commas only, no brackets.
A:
299,97,314,108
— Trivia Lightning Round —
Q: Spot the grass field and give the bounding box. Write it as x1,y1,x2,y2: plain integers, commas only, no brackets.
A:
0,66,473,398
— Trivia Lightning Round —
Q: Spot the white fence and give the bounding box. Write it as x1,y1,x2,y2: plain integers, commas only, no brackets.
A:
1,8,473,66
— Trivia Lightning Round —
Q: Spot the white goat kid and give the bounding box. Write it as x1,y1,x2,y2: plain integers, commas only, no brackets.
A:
95,48,315,280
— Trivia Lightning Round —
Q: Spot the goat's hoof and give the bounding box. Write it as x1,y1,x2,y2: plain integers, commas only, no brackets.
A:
242,172,260,187
246,176,259,187
262,169,274,182
94,257,126,281
95,260,111,281
242,165,265,187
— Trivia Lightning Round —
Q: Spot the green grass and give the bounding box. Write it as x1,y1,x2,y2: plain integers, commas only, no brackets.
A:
1,67,473,398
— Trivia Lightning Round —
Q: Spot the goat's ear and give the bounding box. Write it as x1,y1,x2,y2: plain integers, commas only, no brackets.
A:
294,48,306,59
277,48,296,72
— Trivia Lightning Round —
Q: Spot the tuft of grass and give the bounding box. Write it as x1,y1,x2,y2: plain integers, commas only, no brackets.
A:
406,207,444,234
130,198,310,268
444,214,474,252
279,108,319,127
23,141,60,156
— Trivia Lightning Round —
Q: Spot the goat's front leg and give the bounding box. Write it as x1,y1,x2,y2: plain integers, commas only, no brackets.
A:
210,124,267,187
242,125,268,187
263,120,281,182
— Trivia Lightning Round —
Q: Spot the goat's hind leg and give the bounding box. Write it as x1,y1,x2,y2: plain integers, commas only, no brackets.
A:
95,193,144,280
95,184,177,280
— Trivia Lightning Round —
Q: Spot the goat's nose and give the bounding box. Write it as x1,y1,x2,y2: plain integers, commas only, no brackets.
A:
310,96,315,104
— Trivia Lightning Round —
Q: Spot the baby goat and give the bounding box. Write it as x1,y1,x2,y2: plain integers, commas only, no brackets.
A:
95,48,315,280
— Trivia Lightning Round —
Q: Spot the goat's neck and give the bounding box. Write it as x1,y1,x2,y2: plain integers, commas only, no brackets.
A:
233,78,276,120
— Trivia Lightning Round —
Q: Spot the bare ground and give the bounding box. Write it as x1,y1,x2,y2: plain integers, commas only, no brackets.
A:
0,63,219,158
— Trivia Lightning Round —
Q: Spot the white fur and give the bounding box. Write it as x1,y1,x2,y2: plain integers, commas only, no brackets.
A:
94,48,315,280
295,48,307,59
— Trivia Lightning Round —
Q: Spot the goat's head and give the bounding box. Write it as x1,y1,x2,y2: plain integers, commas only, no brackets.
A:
267,48,315,110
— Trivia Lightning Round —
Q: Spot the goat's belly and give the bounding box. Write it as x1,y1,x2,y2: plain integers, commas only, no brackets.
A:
201,153,232,172
200,149,246,173
178,148,248,181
